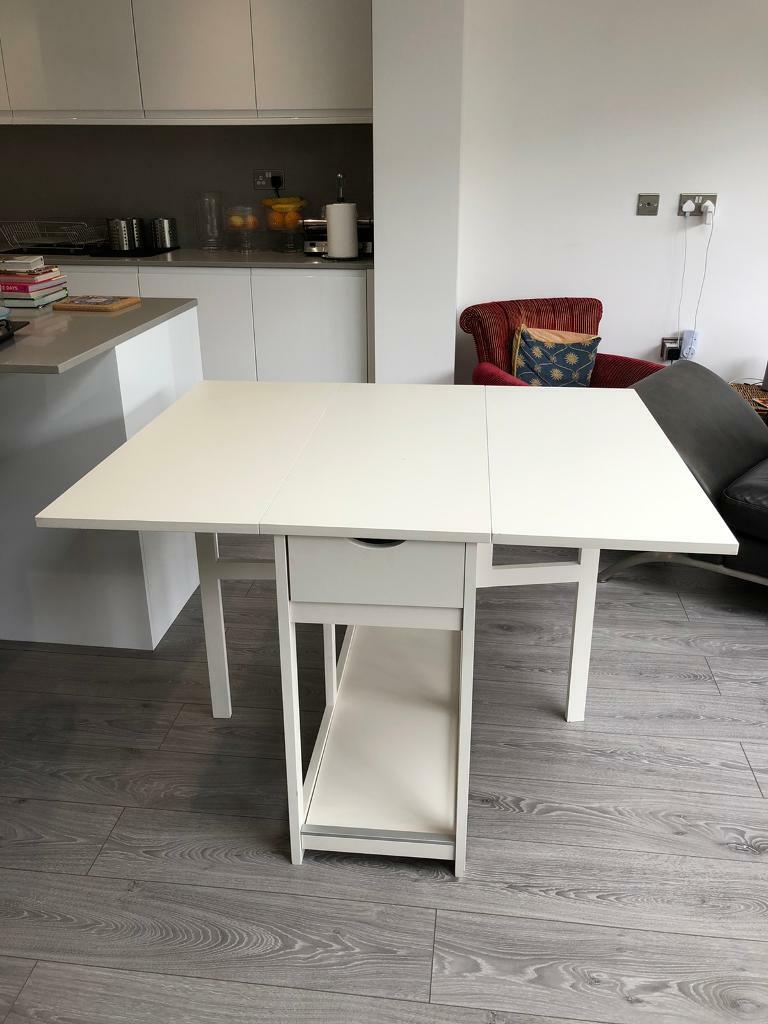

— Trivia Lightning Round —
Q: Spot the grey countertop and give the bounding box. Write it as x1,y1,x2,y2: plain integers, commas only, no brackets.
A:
53,248,374,271
0,297,196,375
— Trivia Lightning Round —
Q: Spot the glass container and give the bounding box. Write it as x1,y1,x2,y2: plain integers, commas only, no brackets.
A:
195,191,224,250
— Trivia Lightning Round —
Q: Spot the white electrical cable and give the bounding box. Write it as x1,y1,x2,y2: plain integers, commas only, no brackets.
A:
676,214,690,343
693,206,716,332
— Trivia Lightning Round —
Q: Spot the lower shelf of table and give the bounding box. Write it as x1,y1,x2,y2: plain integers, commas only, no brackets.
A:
302,624,460,860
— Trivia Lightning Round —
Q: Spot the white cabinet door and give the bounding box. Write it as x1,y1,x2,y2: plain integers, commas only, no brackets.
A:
252,269,367,382
252,0,372,112
139,268,256,381
63,265,140,298
0,44,10,111
0,0,142,113
133,0,256,112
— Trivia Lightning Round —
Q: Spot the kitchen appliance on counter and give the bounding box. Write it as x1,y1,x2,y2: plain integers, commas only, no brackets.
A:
107,217,145,252
148,217,178,252
303,217,373,257
106,217,179,256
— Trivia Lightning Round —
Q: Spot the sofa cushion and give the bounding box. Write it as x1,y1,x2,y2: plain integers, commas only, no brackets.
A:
512,326,600,387
720,458,768,541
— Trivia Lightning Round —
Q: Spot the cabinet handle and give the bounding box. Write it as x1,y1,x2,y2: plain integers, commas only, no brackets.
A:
351,538,405,549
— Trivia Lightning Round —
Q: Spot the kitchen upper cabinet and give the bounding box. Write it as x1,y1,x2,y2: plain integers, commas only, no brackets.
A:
251,0,372,112
252,269,367,382
139,267,256,381
0,0,142,113
133,0,257,112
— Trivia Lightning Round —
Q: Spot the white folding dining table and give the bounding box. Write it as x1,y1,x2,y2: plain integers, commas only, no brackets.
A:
37,381,737,874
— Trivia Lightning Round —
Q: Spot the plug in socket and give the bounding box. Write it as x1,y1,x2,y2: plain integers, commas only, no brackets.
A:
661,337,680,361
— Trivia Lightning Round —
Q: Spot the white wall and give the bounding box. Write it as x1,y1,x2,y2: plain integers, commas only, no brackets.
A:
372,0,464,383
456,0,768,383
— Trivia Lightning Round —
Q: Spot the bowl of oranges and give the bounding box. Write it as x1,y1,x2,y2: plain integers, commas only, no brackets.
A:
225,205,264,251
261,196,306,252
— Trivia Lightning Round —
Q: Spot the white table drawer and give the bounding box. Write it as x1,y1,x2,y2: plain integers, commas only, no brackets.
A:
288,536,465,608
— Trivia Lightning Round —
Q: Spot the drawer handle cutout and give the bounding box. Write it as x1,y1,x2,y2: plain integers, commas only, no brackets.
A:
351,538,405,549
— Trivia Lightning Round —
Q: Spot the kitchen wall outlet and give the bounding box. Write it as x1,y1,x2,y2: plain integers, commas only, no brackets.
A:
660,336,681,361
636,193,660,216
678,193,717,216
253,169,285,190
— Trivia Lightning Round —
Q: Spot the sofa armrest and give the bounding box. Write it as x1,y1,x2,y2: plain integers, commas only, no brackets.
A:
472,362,530,386
591,352,663,388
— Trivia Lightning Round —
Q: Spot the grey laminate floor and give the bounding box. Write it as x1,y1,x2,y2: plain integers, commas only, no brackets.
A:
2,539,768,1024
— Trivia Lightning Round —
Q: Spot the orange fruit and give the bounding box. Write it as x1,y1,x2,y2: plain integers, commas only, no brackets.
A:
228,214,245,229
244,213,261,230
284,210,301,230
267,210,285,230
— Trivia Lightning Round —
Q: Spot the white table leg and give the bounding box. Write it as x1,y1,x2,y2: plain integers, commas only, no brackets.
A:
566,546,600,723
323,623,338,706
195,533,232,719
454,544,478,877
275,535,304,864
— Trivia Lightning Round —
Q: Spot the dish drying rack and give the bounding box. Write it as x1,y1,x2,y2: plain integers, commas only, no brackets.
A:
0,220,107,252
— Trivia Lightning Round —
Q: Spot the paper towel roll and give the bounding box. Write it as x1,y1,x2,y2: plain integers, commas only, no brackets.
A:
326,202,358,259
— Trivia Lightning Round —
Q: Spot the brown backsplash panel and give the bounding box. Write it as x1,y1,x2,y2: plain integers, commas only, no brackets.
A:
1,123,372,245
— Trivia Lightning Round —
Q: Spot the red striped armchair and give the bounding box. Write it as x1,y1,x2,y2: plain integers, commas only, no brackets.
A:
459,297,661,388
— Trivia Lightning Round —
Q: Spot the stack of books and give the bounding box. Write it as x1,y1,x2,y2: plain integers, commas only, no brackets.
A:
0,255,68,310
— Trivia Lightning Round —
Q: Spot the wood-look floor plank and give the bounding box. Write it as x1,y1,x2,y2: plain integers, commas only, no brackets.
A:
477,581,688,621
176,589,278,630
475,608,768,660
0,691,182,750
473,644,717,694
708,656,768,698
462,840,768,941
469,777,768,860
0,648,324,710
470,725,758,796
432,910,768,1023
0,741,287,819
0,797,120,874
678,584,768,625
90,806,768,940
595,558,746,592
152,623,324,669
0,869,435,1002
0,956,34,1022
742,743,768,798
472,688,768,741
6,961,556,1024
0,622,325,670
160,703,322,759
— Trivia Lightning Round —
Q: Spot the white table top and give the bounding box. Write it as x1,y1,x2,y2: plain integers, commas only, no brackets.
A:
261,384,491,542
485,387,738,554
38,380,738,555
36,382,338,533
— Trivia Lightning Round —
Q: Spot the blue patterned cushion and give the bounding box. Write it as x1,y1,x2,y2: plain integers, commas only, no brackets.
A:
512,326,601,387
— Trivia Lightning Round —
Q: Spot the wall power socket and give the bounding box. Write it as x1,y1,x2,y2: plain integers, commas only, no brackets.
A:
660,337,680,361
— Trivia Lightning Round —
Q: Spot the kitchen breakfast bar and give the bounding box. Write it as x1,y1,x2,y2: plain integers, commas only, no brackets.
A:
35,381,736,875
0,298,202,648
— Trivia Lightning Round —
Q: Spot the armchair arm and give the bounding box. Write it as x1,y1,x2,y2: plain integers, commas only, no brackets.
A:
472,362,530,386
591,352,662,388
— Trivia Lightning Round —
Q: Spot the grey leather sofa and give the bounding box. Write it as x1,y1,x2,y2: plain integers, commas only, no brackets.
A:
600,360,768,584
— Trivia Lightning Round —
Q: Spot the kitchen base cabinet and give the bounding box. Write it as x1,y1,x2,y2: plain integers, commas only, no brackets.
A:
251,268,367,382
139,267,256,381
62,266,140,299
